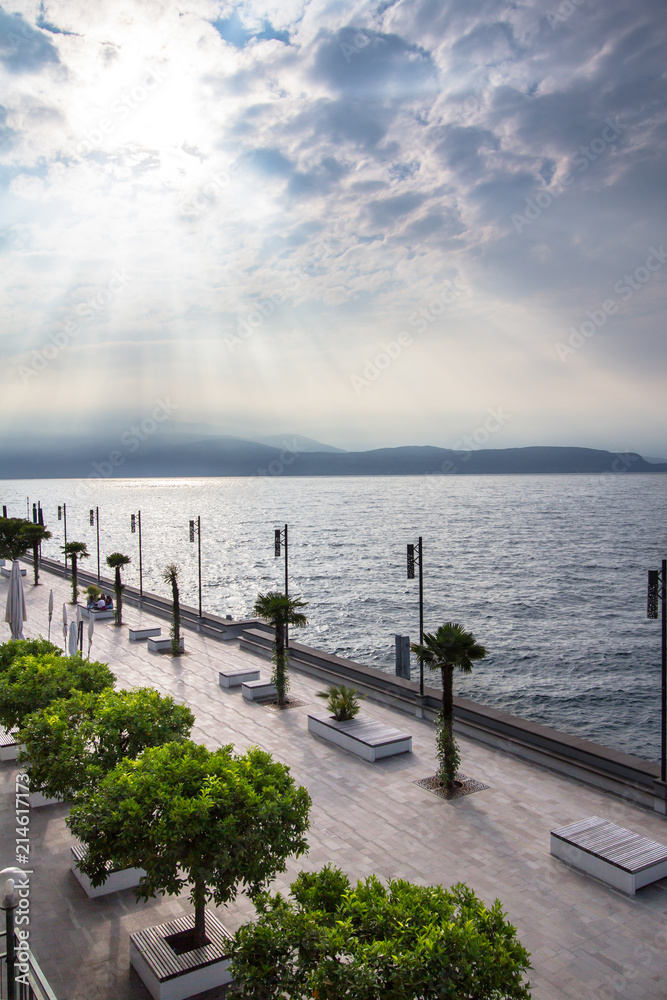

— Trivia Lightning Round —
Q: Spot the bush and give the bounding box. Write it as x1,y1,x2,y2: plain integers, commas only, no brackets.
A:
0,638,62,674
0,653,115,730
229,867,532,999
316,684,364,721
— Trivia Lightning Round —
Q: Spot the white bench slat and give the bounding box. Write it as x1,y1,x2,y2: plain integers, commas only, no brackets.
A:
552,817,667,873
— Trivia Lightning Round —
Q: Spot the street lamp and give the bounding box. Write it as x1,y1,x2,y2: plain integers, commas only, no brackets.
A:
1,867,27,1000
274,525,289,648
89,507,100,581
407,537,424,696
648,560,667,782
58,503,67,570
130,511,143,597
189,516,202,619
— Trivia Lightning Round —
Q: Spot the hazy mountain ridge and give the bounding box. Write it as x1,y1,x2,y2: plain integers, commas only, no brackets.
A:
0,435,665,479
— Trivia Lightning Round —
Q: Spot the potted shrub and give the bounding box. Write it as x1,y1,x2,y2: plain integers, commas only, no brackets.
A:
316,684,364,721
308,684,411,761
67,740,311,999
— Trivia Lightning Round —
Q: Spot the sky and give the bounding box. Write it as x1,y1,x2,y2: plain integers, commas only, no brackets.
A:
0,0,666,454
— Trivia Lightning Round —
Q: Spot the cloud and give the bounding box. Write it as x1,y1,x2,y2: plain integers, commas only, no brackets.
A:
0,7,60,74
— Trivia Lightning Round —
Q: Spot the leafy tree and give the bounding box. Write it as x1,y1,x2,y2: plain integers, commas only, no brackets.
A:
229,867,532,1000
62,541,90,604
411,623,487,788
68,741,311,950
0,517,31,561
162,563,181,654
106,552,131,626
317,684,364,721
252,592,308,706
0,638,61,674
0,652,114,730
18,687,194,803
20,522,52,585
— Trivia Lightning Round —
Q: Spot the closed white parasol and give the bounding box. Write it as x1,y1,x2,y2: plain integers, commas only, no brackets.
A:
4,560,27,641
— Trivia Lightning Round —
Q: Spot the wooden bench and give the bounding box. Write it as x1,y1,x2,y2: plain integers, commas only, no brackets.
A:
70,843,146,897
219,666,261,688
0,727,22,762
242,679,277,701
550,816,667,894
148,637,184,654
130,911,233,1000
129,626,162,641
307,714,412,762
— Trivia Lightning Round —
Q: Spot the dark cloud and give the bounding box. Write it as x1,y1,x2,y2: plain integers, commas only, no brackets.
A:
212,13,289,48
312,27,436,98
366,191,426,228
244,147,292,176
0,104,16,151
0,8,59,73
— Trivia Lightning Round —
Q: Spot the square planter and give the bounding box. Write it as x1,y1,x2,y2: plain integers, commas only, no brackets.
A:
129,627,162,641
130,911,233,1000
307,713,412,761
70,843,147,898
148,637,185,654
242,679,277,701
219,667,260,688
0,727,23,762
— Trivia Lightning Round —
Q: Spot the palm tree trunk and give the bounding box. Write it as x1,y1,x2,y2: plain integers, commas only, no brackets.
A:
275,624,286,706
71,555,78,604
441,664,454,735
115,566,122,626
171,579,181,654
32,544,39,585
192,878,207,949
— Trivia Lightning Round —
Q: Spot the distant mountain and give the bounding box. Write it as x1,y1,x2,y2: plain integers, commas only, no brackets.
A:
249,434,347,453
0,437,665,479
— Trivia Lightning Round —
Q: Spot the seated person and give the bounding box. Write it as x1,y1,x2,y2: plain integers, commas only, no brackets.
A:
96,596,106,609
104,594,113,610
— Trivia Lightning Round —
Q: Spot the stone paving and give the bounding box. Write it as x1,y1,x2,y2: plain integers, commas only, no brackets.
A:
2,566,667,999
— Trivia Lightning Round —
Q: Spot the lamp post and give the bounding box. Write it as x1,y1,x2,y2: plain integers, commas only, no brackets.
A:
274,525,289,648
58,503,67,570
130,512,143,597
1,867,27,1000
189,516,202,619
407,537,424,696
89,507,100,581
648,559,667,783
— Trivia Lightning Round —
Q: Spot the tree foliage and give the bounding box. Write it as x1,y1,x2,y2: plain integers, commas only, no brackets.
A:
317,684,364,721
67,740,311,947
0,638,62,674
0,652,114,730
18,687,194,802
63,541,90,604
20,522,52,585
252,591,308,706
0,517,32,561
106,552,131,626
230,867,532,1000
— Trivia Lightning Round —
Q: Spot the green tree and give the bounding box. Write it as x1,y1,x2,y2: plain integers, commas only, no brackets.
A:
411,622,487,788
229,867,531,1000
62,541,90,604
162,563,181,655
67,741,311,950
106,552,131,626
252,592,308,706
18,687,194,803
0,652,114,730
0,638,62,674
20,523,52,585
0,517,31,561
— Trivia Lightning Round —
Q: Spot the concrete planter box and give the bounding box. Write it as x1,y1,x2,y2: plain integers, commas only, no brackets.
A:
0,728,23,762
79,606,115,621
130,911,233,1000
148,637,185,654
307,714,412,761
219,667,260,688
129,626,162,641
70,844,146,897
242,679,277,701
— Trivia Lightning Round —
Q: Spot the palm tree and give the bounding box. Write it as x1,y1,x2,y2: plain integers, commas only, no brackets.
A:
411,623,487,789
62,541,90,605
162,563,182,655
106,552,131,626
252,592,308,707
20,523,52,585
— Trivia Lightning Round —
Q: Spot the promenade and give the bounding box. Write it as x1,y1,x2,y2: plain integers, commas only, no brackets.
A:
1,565,666,1000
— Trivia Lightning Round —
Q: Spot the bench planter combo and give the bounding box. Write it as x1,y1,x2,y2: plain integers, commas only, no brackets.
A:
130,911,233,1000
242,679,277,701
70,843,146,898
148,637,185,654
218,667,260,689
1,566,26,578
79,606,115,621
129,627,162,641
551,816,667,894
0,727,22,762
307,713,412,762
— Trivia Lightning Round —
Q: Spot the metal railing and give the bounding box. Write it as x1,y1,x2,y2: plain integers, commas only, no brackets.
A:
0,931,57,1000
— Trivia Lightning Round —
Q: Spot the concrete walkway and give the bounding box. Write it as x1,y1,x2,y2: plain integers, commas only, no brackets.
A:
1,566,666,1000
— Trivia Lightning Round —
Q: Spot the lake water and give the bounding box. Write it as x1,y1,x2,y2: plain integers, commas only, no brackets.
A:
1,474,666,761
